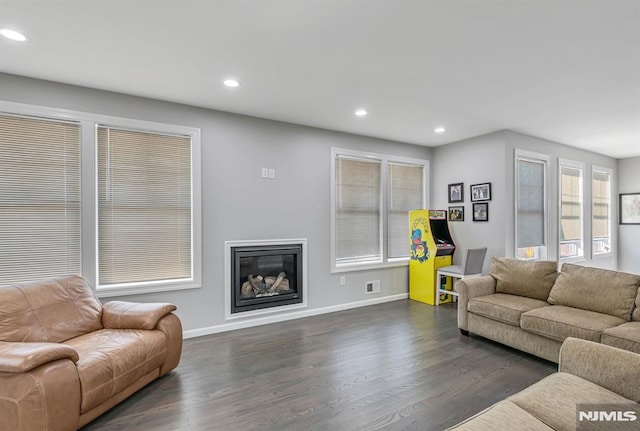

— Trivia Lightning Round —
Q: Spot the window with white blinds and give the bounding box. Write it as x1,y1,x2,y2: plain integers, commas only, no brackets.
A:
97,126,192,287
559,162,584,260
388,163,424,258
332,149,427,270
592,167,612,255
334,156,382,264
0,114,81,285
515,152,548,260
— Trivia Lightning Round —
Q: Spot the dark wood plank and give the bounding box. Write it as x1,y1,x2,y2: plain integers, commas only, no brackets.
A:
81,300,556,431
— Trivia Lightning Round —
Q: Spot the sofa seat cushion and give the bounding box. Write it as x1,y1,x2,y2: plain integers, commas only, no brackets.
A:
468,294,550,327
509,372,636,431
521,305,624,342
445,400,553,430
64,329,167,413
601,322,640,354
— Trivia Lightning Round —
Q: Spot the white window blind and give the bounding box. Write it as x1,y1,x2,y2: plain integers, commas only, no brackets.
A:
97,126,192,286
516,158,546,249
559,165,583,259
388,162,424,258
592,169,611,254
0,114,81,284
334,156,381,264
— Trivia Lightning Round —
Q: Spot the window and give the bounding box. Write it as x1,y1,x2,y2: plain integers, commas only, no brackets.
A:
515,151,548,260
334,156,382,264
0,114,81,285
97,126,193,287
592,167,612,255
332,148,427,271
0,101,201,295
388,163,425,259
559,161,584,260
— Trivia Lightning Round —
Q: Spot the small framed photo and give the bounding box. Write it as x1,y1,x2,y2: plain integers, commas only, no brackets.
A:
619,193,640,224
448,183,464,203
448,206,464,221
473,203,489,222
471,182,492,202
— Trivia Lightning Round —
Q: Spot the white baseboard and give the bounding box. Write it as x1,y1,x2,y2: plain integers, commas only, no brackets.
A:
183,293,408,339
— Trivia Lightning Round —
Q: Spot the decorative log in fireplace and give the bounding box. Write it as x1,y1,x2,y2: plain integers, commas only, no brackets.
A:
231,244,303,313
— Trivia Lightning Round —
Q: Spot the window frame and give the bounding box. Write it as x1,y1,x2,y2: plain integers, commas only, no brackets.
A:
591,165,613,259
514,149,549,261
557,159,585,263
0,100,202,297
330,147,428,273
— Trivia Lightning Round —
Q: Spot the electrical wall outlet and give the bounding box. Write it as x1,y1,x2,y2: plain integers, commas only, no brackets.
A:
340,276,346,286
261,167,269,178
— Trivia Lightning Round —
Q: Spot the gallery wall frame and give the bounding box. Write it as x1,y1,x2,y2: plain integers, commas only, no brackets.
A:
448,183,464,203
619,193,640,225
470,182,491,202
473,202,489,222
448,206,464,221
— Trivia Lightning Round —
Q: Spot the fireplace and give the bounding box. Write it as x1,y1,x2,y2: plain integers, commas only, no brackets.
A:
230,243,304,314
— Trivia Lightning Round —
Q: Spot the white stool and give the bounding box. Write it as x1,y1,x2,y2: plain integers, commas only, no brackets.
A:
436,247,487,305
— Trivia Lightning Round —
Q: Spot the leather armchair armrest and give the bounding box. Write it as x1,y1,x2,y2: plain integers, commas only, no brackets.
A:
102,301,177,330
0,341,79,373
454,275,496,332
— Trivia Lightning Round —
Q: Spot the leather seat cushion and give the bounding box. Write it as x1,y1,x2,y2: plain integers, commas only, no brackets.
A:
468,293,550,327
521,305,624,342
64,329,167,413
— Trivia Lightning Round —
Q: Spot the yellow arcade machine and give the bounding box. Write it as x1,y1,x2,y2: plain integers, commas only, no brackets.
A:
409,210,456,305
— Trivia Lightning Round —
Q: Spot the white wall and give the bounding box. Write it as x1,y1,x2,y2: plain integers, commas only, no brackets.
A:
0,73,431,333
431,131,508,273
618,157,640,274
431,130,618,273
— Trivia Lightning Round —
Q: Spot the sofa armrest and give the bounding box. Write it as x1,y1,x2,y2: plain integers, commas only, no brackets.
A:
559,337,640,402
102,301,177,330
0,341,79,373
454,275,496,332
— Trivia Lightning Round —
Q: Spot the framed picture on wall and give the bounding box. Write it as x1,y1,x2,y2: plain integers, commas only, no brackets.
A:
619,193,640,224
473,203,489,222
448,206,464,221
470,182,491,202
448,183,464,203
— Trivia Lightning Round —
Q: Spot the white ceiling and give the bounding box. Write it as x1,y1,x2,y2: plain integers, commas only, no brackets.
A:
1,0,639,158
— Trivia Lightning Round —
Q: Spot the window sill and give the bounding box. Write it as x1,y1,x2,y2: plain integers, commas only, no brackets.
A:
332,259,408,274
95,280,201,298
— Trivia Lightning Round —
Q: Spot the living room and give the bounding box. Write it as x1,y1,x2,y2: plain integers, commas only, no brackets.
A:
1,1,639,430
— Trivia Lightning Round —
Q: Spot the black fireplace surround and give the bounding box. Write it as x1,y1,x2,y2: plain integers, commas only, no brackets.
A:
231,244,303,313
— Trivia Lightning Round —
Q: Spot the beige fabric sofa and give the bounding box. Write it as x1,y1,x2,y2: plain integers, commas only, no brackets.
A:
456,257,640,362
447,338,640,430
0,275,183,431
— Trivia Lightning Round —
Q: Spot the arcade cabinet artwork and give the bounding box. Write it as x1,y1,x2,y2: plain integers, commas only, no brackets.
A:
409,210,457,305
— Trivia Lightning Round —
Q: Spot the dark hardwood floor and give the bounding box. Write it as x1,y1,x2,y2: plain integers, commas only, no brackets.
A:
81,300,556,431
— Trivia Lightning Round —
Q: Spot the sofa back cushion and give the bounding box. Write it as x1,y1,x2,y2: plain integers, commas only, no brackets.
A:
489,257,558,301
548,264,640,321
0,274,103,342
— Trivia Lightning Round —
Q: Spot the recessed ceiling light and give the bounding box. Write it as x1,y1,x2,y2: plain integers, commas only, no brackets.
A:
355,109,368,117
0,28,28,42
223,79,240,88
434,127,446,134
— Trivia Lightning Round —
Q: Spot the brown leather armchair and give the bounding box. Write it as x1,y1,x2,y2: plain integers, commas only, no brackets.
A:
0,275,183,431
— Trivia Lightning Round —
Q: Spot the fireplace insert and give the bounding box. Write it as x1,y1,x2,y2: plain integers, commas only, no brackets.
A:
230,244,303,313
